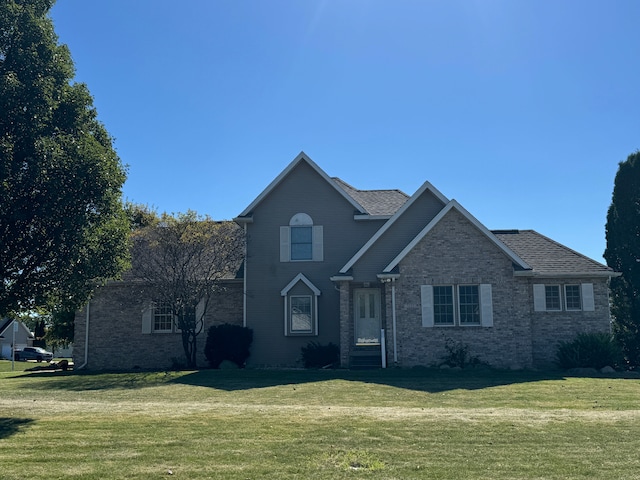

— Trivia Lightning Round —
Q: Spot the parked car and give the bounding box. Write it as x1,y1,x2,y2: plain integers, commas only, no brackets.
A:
14,347,54,362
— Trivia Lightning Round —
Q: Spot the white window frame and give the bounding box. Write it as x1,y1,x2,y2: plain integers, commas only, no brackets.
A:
289,295,313,334
153,302,174,333
280,213,323,262
533,283,595,312
458,285,481,326
422,284,493,328
281,273,321,336
564,284,582,311
432,285,455,326
544,285,562,311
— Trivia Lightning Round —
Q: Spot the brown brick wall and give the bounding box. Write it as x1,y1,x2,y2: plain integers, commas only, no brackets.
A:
74,280,244,370
384,209,610,369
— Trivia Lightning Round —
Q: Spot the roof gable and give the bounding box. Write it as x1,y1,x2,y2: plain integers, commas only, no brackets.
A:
280,273,321,296
236,152,366,220
382,200,531,272
339,181,449,274
0,319,33,338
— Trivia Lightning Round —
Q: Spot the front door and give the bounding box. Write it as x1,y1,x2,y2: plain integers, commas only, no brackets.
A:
354,289,381,345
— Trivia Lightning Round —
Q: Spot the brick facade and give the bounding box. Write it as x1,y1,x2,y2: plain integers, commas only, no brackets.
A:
376,210,610,369
74,280,244,370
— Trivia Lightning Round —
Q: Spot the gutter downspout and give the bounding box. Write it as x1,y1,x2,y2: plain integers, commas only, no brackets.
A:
391,279,398,364
77,300,90,370
243,223,247,328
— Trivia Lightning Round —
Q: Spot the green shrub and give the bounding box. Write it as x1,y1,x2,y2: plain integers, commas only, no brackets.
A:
204,324,253,369
301,341,339,368
556,332,623,370
440,338,481,368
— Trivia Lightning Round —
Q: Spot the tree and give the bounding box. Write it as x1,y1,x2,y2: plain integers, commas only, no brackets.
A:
0,0,130,321
131,212,244,368
604,151,640,365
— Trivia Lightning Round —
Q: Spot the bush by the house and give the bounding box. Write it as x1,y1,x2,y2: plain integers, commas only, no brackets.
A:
300,341,339,368
440,338,481,368
556,332,623,370
204,324,253,369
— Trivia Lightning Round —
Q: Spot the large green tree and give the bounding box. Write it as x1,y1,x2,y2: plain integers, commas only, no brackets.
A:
604,151,640,365
131,212,244,368
0,0,130,321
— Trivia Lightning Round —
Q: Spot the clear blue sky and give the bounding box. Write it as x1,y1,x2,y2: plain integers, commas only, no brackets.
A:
50,1,639,263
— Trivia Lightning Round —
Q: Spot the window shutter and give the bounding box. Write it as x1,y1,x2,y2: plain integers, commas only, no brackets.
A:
280,226,290,262
421,285,434,328
480,284,493,327
533,284,545,311
582,283,595,311
141,305,153,334
312,225,323,261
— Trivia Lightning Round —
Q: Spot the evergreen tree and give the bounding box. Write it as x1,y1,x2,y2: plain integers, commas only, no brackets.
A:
604,151,640,365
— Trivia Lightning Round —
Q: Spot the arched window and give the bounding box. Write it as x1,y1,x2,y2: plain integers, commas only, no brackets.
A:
280,214,323,262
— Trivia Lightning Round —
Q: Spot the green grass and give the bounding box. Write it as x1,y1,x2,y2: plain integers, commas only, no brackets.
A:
1,363,640,479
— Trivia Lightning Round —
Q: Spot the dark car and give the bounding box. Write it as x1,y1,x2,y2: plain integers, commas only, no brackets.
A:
14,346,54,362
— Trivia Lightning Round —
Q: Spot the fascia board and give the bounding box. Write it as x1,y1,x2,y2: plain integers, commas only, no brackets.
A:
383,200,532,273
280,273,322,296
237,152,366,218
513,271,621,278
338,181,450,274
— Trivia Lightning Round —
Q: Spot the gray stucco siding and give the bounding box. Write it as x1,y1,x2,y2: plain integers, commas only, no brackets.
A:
243,161,380,366
350,190,446,282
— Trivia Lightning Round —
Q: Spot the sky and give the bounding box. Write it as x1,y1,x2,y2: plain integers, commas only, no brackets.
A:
49,1,639,263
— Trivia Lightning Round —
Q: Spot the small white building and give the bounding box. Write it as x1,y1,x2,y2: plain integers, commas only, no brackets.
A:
0,319,34,360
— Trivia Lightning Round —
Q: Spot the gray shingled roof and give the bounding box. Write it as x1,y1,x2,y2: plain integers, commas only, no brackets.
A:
333,178,409,216
493,230,614,276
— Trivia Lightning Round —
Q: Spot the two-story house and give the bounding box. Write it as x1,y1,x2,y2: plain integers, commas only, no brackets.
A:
74,152,616,370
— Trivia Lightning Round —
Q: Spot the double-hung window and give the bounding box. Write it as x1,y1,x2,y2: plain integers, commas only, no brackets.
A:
433,286,454,325
153,302,174,333
290,295,312,333
544,285,562,311
564,285,582,310
422,284,492,327
290,226,313,261
533,283,595,312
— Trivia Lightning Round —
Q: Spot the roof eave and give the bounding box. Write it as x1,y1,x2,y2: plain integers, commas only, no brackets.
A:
513,270,621,278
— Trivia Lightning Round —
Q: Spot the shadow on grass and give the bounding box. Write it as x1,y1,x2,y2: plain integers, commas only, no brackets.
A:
11,367,585,394
170,368,568,393
0,417,34,439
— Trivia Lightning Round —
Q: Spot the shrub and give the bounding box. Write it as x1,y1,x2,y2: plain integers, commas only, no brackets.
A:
301,341,339,368
440,338,481,368
204,324,253,369
556,332,623,370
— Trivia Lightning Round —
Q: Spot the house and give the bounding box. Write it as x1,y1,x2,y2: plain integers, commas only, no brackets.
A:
0,319,34,360
74,152,617,370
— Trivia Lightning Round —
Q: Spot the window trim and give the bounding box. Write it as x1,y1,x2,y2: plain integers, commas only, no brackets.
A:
153,302,174,333
281,273,321,336
564,284,582,311
432,285,455,326
544,285,562,311
533,283,594,312
280,213,323,262
289,295,313,334
458,284,481,326
422,284,493,328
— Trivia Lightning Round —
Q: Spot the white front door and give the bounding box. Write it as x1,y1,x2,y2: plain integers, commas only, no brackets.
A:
354,289,381,345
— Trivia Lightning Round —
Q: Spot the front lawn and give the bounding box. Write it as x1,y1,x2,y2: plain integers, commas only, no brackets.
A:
1,365,639,479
